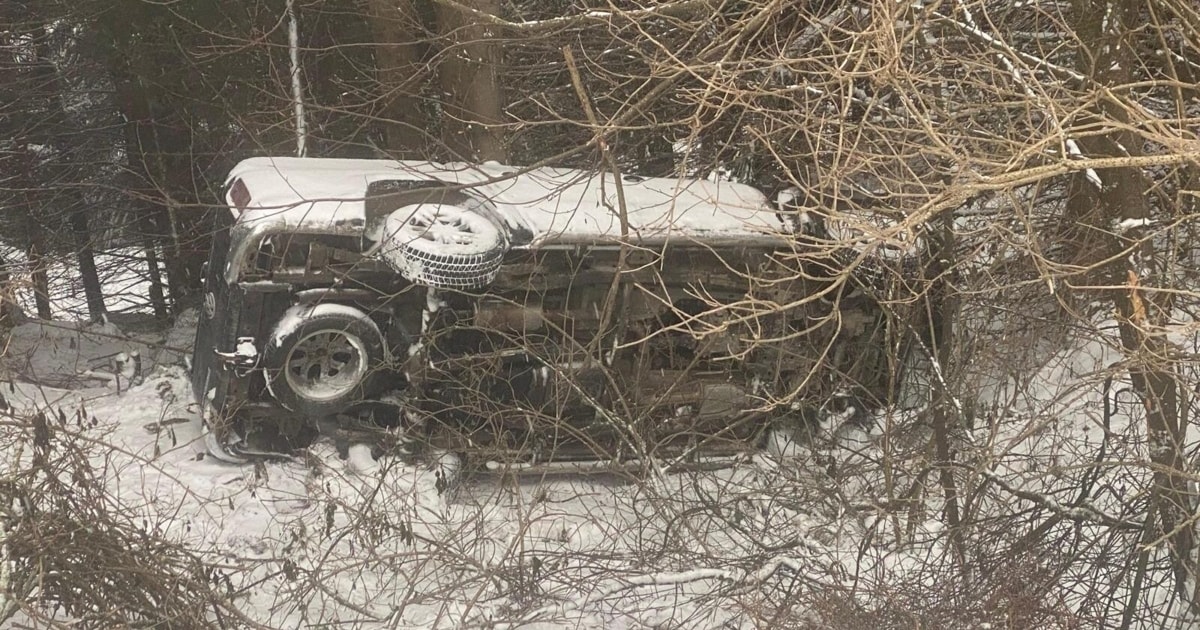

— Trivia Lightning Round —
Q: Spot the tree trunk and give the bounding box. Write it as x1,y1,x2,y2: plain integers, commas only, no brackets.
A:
927,217,964,564
366,0,432,157
1072,0,1196,608
111,78,202,313
0,253,18,330
105,12,206,314
435,0,506,162
154,180,190,312
26,240,51,321
70,208,106,322
27,26,107,322
143,240,168,321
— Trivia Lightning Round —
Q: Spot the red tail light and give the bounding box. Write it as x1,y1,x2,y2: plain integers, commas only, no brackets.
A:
229,178,251,213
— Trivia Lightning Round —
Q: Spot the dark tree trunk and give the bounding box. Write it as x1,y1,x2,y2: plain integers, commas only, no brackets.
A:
70,208,106,322
366,0,433,157
143,240,168,321
25,26,108,322
110,78,201,313
0,253,17,330
1072,0,1196,610
114,77,164,296
435,0,506,162
152,124,207,310
27,240,52,321
927,216,964,564
105,10,205,314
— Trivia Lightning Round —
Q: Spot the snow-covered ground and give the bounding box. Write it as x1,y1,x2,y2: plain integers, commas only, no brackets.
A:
0,245,161,319
0,307,1194,627
0,318,868,628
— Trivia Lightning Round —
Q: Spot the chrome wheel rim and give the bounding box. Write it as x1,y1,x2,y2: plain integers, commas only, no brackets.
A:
283,329,369,402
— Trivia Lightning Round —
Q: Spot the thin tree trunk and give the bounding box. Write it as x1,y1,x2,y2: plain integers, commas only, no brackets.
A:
31,29,105,321
143,240,167,321
928,217,964,564
26,240,51,321
1072,0,1196,607
29,26,106,322
286,0,306,157
105,17,198,313
70,208,106,322
435,0,506,162
155,181,189,312
0,253,17,330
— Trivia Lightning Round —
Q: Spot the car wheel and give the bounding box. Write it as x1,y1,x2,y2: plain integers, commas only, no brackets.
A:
380,203,507,289
264,304,386,416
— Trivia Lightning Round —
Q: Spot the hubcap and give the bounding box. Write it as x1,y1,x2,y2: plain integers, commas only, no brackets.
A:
408,206,482,246
284,329,369,402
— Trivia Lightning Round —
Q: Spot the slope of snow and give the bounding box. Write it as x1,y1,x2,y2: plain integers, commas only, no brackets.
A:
0,321,820,627
0,314,1192,628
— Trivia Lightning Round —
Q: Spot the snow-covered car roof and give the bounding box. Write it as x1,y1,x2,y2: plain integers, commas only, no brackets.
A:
225,157,786,247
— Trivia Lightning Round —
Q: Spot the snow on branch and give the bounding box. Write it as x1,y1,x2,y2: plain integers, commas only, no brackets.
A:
1113,217,1153,234
979,469,1142,531
1065,139,1104,189
934,4,1084,83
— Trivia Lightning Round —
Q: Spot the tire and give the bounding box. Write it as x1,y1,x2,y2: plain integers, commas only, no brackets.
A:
380,203,507,289
263,304,386,416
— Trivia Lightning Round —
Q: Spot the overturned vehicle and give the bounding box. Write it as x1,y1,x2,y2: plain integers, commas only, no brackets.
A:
191,157,925,471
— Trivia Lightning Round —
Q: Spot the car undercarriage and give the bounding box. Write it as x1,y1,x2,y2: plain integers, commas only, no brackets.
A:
192,160,922,475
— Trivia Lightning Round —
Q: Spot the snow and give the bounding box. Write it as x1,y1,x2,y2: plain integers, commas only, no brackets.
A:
0,317,860,627
0,244,164,319
1116,217,1153,232
226,157,787,248
2,319,175,388
1065,138,1104,188
267,302,379,350
2,301,1196,626
381,203,505,258
345,442,380,475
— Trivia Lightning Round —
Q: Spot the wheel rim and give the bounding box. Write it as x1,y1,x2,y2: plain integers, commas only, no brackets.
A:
283,329,370,402
405,206,485,247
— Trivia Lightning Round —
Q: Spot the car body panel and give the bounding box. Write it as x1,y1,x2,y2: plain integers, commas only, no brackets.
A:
225,157,787,248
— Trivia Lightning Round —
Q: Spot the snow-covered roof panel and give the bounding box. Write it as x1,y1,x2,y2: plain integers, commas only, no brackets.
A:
225,157,784,244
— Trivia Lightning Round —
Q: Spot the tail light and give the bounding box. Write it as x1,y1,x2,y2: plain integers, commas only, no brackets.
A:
228,177,251,218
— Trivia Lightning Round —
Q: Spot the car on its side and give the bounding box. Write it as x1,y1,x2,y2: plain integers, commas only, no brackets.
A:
191,157,923,471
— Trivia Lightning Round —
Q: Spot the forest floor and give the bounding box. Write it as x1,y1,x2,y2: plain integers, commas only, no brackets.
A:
0,309,1192,628
0,316,867,628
